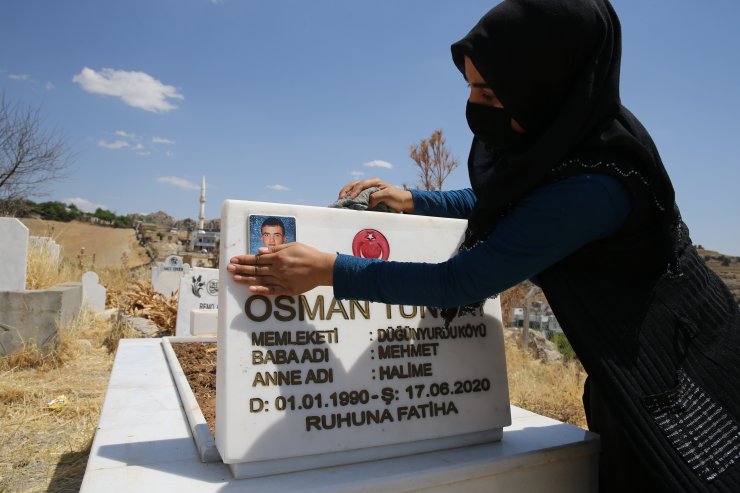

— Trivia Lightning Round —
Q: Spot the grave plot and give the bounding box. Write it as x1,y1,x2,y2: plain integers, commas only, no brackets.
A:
216,201,510,478
0,218,84,356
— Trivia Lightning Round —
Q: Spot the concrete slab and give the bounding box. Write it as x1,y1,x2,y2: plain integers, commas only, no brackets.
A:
81,338,600,492
0,282,83,355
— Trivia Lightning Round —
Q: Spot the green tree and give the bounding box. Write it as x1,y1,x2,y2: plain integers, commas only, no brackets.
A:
34,201,78,221
94,208,116,223
113,215,134,228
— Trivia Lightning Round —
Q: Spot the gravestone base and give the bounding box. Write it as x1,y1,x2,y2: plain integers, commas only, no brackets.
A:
228,428,504,479
81,338,600,492
0,282,83,356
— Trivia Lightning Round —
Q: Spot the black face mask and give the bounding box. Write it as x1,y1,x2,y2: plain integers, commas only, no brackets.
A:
466,101,526,150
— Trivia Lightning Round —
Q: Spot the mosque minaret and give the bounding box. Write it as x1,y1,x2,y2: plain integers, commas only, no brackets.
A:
198,175,206,232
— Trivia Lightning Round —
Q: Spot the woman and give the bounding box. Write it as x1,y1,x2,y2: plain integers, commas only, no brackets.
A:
227,0,740,490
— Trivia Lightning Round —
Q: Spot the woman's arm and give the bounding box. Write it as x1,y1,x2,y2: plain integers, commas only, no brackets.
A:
228,174,630,300
411,188,477,219
333,174,631,307
336,178,477,217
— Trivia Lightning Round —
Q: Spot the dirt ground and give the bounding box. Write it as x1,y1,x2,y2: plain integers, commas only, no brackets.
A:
20,218,150,269
171,342,217,435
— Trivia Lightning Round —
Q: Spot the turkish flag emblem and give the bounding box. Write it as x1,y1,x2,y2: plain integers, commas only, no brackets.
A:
352,229,390,260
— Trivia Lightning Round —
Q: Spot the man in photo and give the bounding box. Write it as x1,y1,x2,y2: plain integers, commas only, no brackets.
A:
260,216,286,248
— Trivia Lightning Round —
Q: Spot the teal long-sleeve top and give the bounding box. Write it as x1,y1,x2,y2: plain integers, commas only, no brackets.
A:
332,174,631,308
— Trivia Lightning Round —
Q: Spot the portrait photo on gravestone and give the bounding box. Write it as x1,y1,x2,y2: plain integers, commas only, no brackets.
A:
248,215,296,254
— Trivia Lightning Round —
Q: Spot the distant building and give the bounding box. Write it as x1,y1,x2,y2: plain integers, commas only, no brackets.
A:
191,230,220,252
511,307,562,332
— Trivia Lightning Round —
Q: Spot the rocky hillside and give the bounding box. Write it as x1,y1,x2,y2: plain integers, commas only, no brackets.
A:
697,247,740,302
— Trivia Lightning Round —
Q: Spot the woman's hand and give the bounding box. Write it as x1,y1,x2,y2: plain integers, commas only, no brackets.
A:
338,178,414,213
227,243,336,296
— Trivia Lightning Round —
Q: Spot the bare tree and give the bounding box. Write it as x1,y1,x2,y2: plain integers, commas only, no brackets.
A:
0,93,71,208
408,129,459,191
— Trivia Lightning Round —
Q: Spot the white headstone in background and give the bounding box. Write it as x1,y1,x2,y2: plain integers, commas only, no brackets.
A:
217,201,510,479
0,218,29,291
81,271,106,312
151,255,190,297
29,236,61,262
190,308,218,335
175,267,218,336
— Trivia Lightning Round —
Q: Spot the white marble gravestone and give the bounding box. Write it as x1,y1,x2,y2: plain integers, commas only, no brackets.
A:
30,236,61,262
217,201,510,479
0,218,29,291
81,271,106,312
175,267,218,336
151,255,190,297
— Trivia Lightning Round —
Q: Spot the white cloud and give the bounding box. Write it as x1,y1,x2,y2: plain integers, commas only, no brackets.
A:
363,160,394,169
63,197,108,213
267,184,290,191
165,151,174,157
115,130,137,139
350,170,365,178
98,139,130,149
45,81,55,91
9,73,29,81
134,144,150,156
73,67,184,112
152,136,175,145
157,176,199,190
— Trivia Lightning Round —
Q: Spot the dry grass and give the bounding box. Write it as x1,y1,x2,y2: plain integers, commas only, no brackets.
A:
19,218,151,269
109,279,178,336
0,310,124,493
25,241,80,291
1,241,151,493
504,330,588,428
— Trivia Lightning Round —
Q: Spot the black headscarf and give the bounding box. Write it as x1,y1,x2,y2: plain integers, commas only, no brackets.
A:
450,0,677,243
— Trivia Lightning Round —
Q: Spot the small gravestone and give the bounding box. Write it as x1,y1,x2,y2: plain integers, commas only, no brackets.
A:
151,255,190,297
81,271,106,312
0,218,29,291
216,201,510,479
30,236,61,262
175,267,218,336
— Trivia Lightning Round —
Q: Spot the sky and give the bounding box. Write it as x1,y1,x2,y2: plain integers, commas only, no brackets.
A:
2,1,739,255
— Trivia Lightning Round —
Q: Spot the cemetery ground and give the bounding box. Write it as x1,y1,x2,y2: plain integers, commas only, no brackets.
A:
0,228,174,493
9,221,739,491
0,246,587,493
